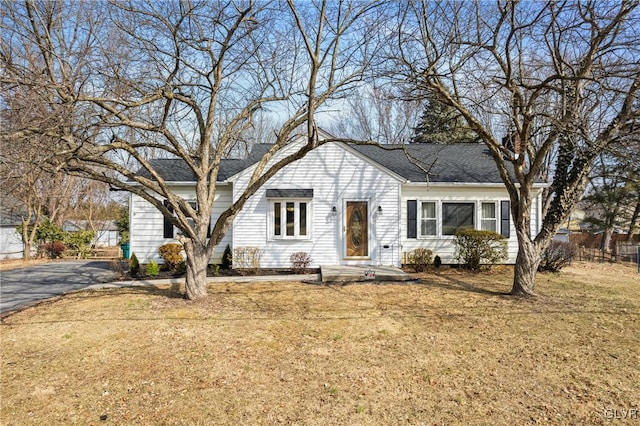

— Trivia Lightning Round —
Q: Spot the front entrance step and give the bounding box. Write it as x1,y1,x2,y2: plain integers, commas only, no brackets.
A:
320,265,413,283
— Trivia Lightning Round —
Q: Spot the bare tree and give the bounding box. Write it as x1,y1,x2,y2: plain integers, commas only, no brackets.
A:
0,82,83,258
329,86,423,144
1,0,383,299
393,1,640,295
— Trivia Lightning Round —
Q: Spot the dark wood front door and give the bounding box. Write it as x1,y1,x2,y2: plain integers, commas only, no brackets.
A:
346,201,368,257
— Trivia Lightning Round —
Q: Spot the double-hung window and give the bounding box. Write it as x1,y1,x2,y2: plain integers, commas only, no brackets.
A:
420,201,437,237
480,202,498,232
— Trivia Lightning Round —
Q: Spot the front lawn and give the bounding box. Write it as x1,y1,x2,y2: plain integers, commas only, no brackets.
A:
1,262,638,424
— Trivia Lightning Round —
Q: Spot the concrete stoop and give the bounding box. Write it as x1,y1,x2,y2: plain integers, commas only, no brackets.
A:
320,265,414,283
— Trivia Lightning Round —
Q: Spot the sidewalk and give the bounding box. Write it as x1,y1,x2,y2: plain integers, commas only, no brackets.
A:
85,272,321,290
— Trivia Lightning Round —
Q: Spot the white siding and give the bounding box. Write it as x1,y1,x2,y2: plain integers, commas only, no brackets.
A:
0,226,24,259
232,142,403,268
129,185,233,264
401,185,543,264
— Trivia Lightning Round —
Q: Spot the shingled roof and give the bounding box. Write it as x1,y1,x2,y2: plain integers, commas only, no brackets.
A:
351,143,506,183
135,144,272,182
137,142,513,184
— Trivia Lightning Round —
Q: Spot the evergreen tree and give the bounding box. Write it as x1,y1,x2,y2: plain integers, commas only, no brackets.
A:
411,92,479,144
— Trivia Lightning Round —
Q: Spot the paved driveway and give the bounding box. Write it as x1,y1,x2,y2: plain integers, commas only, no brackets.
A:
0,261,116,315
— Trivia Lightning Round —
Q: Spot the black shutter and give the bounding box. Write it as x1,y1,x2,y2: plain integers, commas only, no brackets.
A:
163,200,174,239
500,200,510,238
207,217,212,238
407,200,417,239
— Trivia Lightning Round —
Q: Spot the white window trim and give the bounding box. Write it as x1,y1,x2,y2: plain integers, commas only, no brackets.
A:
416,200,506,238
480,201,498,232
441,201,476,237
418,200,438,238
268,199,312,241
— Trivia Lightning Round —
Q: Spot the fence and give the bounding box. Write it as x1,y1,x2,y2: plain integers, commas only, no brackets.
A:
570,233,639,263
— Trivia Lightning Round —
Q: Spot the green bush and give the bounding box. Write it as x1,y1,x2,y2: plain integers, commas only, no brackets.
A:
177,260,187,274
433,255,442,268
146,259,159,276
453,229,507,271
407,248,433,272
63,230,95,259
34,218,64,244
210,264,220,276
158,243,184,270
129,253,140,277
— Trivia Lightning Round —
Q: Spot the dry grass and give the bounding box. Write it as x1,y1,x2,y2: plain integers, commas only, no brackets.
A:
0,258,52,271
1,262,639,425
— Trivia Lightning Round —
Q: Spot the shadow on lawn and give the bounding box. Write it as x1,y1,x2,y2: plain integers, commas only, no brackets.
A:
423,273,511,297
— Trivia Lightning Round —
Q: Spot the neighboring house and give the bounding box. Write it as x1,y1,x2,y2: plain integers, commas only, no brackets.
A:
553,227,571,243
129,134,546,267
63,220,120,247
0,210,25,260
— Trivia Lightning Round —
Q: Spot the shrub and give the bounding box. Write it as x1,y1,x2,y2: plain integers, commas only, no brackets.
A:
129,253,140,278
453,229,507,271
210,264,220,276
433,255,442,269
63,230,95,259
41,241,66,259
221,244,232,269
407,248,433,272
158,243,184,270
290,252,312,273
231,246,263,273
146,259,159,276
538,241,576,272
35,218,64,244
176,260,187,274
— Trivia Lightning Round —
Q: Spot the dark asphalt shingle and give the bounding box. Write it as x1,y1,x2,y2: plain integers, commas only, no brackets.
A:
136,142,510,184
351,143,506,183
135,144,273,182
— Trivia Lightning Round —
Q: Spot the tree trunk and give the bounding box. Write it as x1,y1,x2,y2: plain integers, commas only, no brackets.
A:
182,239,210,300
511,239,540,297
627,199,640,241
21,219,31,261
22,241,31,261
601,227,614,252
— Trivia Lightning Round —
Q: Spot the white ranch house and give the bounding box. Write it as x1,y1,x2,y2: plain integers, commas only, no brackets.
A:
129,135,545,267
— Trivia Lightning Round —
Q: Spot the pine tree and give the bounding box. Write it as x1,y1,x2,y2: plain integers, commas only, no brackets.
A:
411,92,479,144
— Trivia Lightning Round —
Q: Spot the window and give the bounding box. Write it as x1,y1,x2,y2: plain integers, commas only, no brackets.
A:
163,200,211,238
442,202,474,235
186,201,197,231
271,200,310,239
420,201,437,236
481,202,497,232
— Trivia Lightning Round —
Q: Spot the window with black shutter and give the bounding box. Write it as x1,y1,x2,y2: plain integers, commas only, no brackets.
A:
163,200,174,239
500,200,511,238
407,200,417,239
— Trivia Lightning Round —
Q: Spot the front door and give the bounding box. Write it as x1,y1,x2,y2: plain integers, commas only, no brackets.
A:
345,201,368,258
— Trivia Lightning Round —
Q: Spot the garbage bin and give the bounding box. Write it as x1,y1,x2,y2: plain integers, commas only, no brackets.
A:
120,243,130,259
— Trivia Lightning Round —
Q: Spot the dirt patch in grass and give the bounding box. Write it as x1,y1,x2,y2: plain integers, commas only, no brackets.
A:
2,262,639,425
